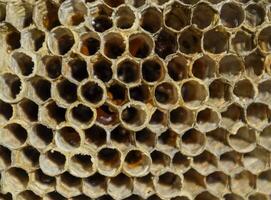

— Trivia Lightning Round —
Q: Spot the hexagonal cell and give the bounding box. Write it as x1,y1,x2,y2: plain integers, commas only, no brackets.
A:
231,30,255,55
64,55,88,82
55,126,81,151
233,79,255,100
30,76,51,102
97,147,121,176
219,54,244,79
169,106,194,130
147,195,162,200
149,109,167,128
193,150,218,175
129,84,150,103
154,82,178,108
221,103,245,129
39,150,66,176
0,145,11,170
223,193,244,200
140,7,162,33
157,129,178,154
167,55,188,82
43,101,66,125
1,123,27,149
83,173,107,198
5,27,21,51
258,26,271,53
150,150,170,175
58,0,87,26
155,29,177,58
194,191,219,200
69,103,94,126
231,170,255,195
93,57,113,82
0,99,13,125
129,33,153,58
248,193,269,200
205,171,228,196
84,124,106,150
80,80,105,106
245,3,265,27
56,172,81,198
134,174,154,198
96,103,119,126
171,152,191,174
165,2,191,31
258,80,271,101
123,149,151,176
110,125,133,150
18,98,39,122
257,169,271,194
183,169,205,196
91,5,113,33
48,27,75,55
79,32,100,56
219,151,243,175
17,190,41,200
180,128,206,156
10,51,34,77
178,27,202,54
192,2,217,29
107,173,133,199
21,28,45,51
142,57,164,84
107,82,127,106
154,172,182,198
220,3,244,28
259,125,271,150
136,128,156,152
192,55,216,80
115,6,135,29
42,55,62,79
203,26,229,54
246,102,270,129
69,153,94,178
244,49,265,78
117,59,140,84
16,146,40,170
0,73,23,102
104,33,125,59
55,78,77,105
196,107,220,132
181,80,207,108
44,191,66,200
103,0,124,7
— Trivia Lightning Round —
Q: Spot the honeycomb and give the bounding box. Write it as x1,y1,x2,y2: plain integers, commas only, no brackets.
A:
0,0,271,199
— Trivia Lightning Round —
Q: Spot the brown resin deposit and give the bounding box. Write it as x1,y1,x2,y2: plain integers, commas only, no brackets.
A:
1,0,271,199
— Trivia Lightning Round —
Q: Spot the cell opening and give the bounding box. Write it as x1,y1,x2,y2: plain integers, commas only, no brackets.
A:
5,167,29,192
195,192,219,200
41,151,66,176
156,172,182,197
19,98,39,121
257,170,271,194
6,30,21,51
96,104,118,125
192,55,216,80
0,73,22,100
129,33,153,58
108,173,133,199
192,3,216,29
116,6,135,29
22,28,45,51
17,190,41,200
172,152,191,173
56,126,81,151
111,126,133,149
219,151,242,174
206,172,228,195
167,55,188,81
181,129,206,156
233,79,255,99
140,7,162,33
196,108,219,131
70,154,93,177
34,169,55,188
104,0,124,7
21,146,40,168
0,100,13,123
244,50,265,77
258,80,271,101
150,109,166,126
2,123,27,149
246,4,265,27
108,83,127,105
183,169,206,194
170,106,194,128
136,128,156,151
92,15,113,33
220,3,244,28
117,59,140,84
81,81,104,104
79,33,100,56
150,150,170,174
59,172,81,193
30,77,51,101
11,52,34,76
219,54,244,78
246,103,270,129
56,79,77,104
121,105,147,127
209,79,231,106
178,27,202,54
84,173,107,195
158,129,178,151
129,85,150,103
104,33,125,59
193,151,217,175
97,148,121,174
45,192,66,200
67,57,88,82
42,56,62,79
142,59,163,83
93,58,113,82
0,145,11,170
155,82,178,106
85,125,106,148
231,31,255,54
258,26,271,52
71,104,94,123
46,101,66,124
30,123,53,149
155,29,177,58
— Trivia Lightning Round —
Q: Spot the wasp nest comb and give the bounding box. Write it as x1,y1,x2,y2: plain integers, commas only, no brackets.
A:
0,0,271,199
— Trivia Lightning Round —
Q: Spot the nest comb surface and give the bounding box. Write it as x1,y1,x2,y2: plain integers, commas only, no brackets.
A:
0,0,271,199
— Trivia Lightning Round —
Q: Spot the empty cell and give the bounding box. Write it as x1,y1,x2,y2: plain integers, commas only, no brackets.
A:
165,2,191,31
69,154,94,177
56,172,81,198
196,107,219,132
147,195,162,200
140,7,162,33
258,26,271,52
221,103,244,128
110,125,133,150
83,173,107,198
183,169,205,196
203,27,229,54
70,103,94,125
0,100,13,125
121,103,147,130
107,83,127,105
193,150,218,175
233,79,255,99
155,82,178,107
29,123,54,149
0,145,11,170
18,98,39,122
258,80,271,101
44,192,66,200
117,59,140,84
220,3,244,28
158,129,178,153
248,193,268,200
259,125,271,150
242,147,269,174
30,76,51,101
154,172,182,198
155,29,177,58
5,29,21,51
206,171,228,195
181,80,207,108
56,126,81,151
85,125,106,149
80,80,105,105
129,33,153,58
192,3,217,29
150,150,170,175
219,151,242,174
194,191,219,200
11,51,34,77
127,0,145,7
136,128,156,151
231,31,255,54
3,167,29,193
142,58,164,83
93,57,113,82
154,0,170,5
192,55,216,80
208,79,232,107
245,4,265,27
244,49,265,77
96,195,114,200
181,128,206,156
42,55,62,79
123,149,151,176
79,32,100,56
65,56,88,82
92,15,113,33
21,28,45,51
172,152,191,174
231,170,255,195
104,33,125,59
129,85,150,103
97,147,121,176
246,102,270,129
58,0,87,26
108,173,133,199
167,55,188,82
223,193,244,200
56,79,77,104
150,109,167,127
40,150,66,176
1,123,27,149
44,101,66,125
104,0,124,7
115,6,135,29
178,27,202,54
96,104,118,126
219,54,244,79
134,174,154,198
170,106,194,129
18,146,40,170
31,169,55,195
257,170,271,194
48,27,75,55
17,190,41,200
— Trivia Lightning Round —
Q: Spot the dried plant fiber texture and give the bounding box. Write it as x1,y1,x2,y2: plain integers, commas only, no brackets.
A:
1,0,271,199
